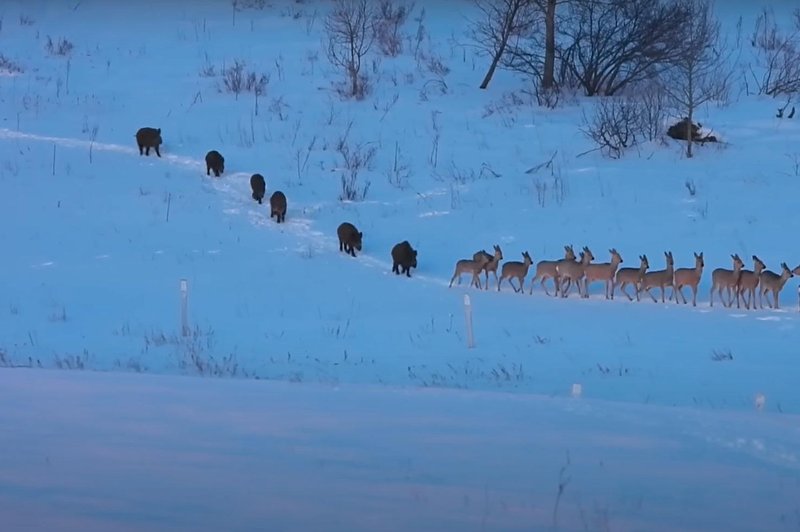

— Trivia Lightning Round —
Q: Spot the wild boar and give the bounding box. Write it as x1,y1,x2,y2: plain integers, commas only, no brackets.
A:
270,190,287,223
250,173,266,204
391,241,418,277
205,150,225,177
337,222,362,257
135,127,162,157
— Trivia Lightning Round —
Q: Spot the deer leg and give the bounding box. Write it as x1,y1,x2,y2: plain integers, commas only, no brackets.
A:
660,286,665,303
620,283,633,301
691,285,697,307
497,277,503,292
509,278,520,293
540,277,552,296
518,277,526,294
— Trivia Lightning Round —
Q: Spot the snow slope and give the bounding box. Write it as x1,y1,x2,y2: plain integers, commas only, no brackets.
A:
2,369,799,532
1,0,800,528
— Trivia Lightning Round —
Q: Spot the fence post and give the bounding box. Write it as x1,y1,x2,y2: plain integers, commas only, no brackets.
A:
464,294,474,348
180,278,189,337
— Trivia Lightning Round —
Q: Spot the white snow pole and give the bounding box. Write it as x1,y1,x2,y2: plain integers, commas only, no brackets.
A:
464,294,474,348
180,278,189,337
754,393,765,411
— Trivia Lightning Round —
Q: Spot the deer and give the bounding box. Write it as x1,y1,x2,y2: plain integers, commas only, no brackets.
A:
638,251,674,303
583,248,623,299
736,255,766,310
556,246,594,298
614,255,649,301
673,252,704,307
529,245,577,296
709,254,745,308
449,254,491,289
472,245,503,290
498,251,534,293
758,262,798,310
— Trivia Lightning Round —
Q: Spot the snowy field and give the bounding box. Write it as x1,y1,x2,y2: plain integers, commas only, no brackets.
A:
1,0,799,529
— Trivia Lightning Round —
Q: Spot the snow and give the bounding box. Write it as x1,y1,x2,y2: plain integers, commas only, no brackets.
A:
2,369,800,532
1,0,799,529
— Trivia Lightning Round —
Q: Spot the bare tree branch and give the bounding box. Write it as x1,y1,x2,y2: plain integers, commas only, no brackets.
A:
325,0,377,99
467,0,539,89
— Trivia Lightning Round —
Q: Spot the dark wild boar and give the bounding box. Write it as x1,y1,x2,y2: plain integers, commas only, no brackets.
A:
250,174,266,204
135,127,162,157
337,222,362,257
270,191,287,223
205,150,225,177
391,241,418,277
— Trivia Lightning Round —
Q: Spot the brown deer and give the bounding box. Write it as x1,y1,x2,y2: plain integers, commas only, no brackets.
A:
758,262,798,309
709,254,745,308
614,255,649,301
530,245,577,296
556,246,594,298
472,245,503,290
638,251,674,303
673,252,704,307
736,255,766,310
498,251,534,293
583,248,623,299
449,254,491,289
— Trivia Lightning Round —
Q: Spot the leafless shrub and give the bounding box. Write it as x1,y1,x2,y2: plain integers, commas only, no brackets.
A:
233,0,267,11
439,161,501,185
19,14,34,26
424,52,450,76
386,141,411,189
748,7,800,96
45,36,74,57
418,78,448,101
54,351,88,370
374,0,414,57
199,63,216,77
581,85,670,158
336,129,375,201
325,0,377,100
581,97,642,158
685,179,697,196
711,348,733,361
0,53,23,74
48,306,67,323
635,82,670,142
221,60,269,99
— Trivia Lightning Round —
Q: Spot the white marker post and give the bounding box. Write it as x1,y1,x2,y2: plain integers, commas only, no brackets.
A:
571,383,582,398
180,279,189,337
464,294,475,349
754,393,765,412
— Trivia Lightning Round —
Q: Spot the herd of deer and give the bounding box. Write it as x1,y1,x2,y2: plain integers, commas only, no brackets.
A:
448,244,800,310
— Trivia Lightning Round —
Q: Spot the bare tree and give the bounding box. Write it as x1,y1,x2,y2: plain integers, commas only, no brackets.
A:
560,0,692,96
748,7,800,97
662,0,731,158
533,0,561,90
467,0,539,89
325,0,376,99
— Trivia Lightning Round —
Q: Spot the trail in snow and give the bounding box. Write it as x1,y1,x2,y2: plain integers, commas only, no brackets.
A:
2,128,798,315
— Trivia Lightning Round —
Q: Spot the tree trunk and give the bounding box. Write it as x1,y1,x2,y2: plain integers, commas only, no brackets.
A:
686,108,694,158
542,0,557,90
480,42,507,89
